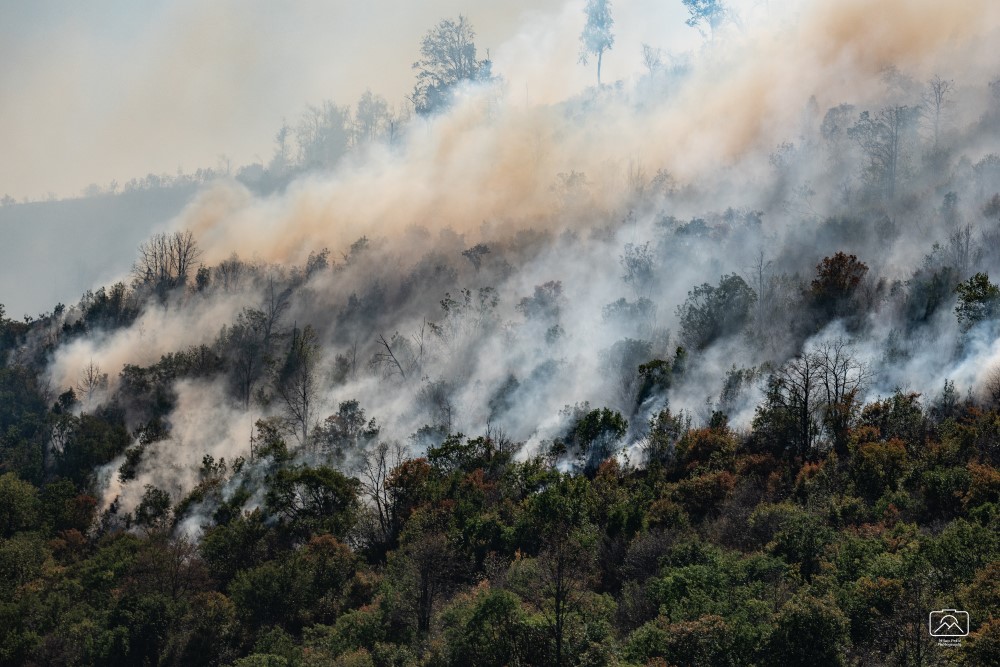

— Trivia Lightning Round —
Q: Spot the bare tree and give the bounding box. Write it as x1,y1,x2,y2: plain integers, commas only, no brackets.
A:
815,339,873,456
358,440,408,546
484,419,515,458
921,75,955,148
77,360,108,404
259,275,291,357
772,352,823,458
765,341,871,459
429,288,499,350
274,325,320,443
743,249,775,344
224,308,268,410
372,324,425,380
214,253,247,292
981,363,1000,408
946,223,974,277
375,333,408,380
641,43,663,80
131,230,202,293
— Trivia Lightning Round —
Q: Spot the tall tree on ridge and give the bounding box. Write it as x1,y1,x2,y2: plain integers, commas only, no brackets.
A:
579,0,614,86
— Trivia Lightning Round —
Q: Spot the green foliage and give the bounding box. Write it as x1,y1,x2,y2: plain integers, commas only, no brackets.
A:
677,274,756,350
3,282,1000,667
77,282,138,332
569,407,627,474
55,411,131,487
0,532,49,597
955,271,1000,330
675,426,738,473
440,586,533,667
0,365,49,483
626,614,740,666
266,465,360,540
850,438,909,502
134,485,172,532
0,472,40,536
764,595,849,667
313,400,380,463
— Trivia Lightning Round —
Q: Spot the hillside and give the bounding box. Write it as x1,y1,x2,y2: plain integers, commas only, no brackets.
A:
2,1,1000,665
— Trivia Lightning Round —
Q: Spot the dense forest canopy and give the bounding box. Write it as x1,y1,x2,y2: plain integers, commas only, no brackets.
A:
3,0,1000,665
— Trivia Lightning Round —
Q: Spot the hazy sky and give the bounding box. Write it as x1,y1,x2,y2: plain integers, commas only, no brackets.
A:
0,0,700,200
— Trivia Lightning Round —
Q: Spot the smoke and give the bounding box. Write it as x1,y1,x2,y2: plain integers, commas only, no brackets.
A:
171,0,1000,268
28,0,1000,527
0,0,577,199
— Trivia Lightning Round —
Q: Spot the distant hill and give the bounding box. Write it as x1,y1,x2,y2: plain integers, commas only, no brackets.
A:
0,185,197,316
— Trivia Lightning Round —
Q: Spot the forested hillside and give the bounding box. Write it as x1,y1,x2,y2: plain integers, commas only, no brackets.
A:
3,0,1000,665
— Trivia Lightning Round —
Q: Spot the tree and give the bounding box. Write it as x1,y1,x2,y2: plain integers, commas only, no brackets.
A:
265,465,360,540
411,16,493,115
354,90,390,144
765,595,849,666
430,287,499,348
814,339,872,457
641,44,663,80
579,0,614,86
754,341,870,460
848,106,919,200
131,230,202,295
516,476,597,666
677,274,756,350
223,308,269,410
567,407,627,474
516,281,564,323
357,440,408,550
0,473,39,537
921,75,954,148
134,485,172,533
810,252,868,321
79,282,137,330
755,353,823,459
441,587,533,667
955,272,1000,331
389,506,463,635
683,0,730,42
274,325,320,443
296,101,351,170
77,360,108,404
312,400,380,462
55,412,132,486
603,338,653,412
269,121,294,175
461,243,490,272
620,242,655,299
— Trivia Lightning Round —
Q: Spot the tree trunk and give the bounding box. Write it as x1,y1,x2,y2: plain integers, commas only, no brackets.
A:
597,51,602,87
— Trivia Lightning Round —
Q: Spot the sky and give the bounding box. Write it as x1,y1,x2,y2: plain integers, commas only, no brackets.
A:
0,0,703,200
